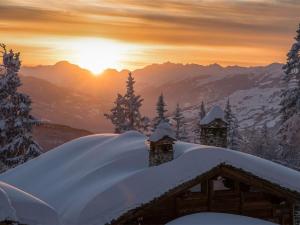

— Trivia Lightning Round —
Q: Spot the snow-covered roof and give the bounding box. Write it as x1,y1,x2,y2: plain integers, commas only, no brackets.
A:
200,105,226,125
0,131,300,225
0,181,61,225
166,213,278,225
149,121,176,142
0,186,17,222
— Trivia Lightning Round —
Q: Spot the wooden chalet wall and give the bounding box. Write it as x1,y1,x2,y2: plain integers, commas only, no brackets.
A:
111,165,300,225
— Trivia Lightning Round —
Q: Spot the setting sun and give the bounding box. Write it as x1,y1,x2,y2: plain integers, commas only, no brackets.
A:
61,38,137,74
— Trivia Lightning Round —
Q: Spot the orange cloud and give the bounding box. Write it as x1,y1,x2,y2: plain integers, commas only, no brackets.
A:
1,0,299,70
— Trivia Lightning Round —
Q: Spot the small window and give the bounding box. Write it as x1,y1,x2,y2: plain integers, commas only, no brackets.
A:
213,176,232,191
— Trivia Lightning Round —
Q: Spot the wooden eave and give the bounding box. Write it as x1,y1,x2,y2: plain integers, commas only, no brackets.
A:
109,163,300,225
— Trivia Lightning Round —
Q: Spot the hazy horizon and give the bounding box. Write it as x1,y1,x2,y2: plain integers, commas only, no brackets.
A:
21,59,284,76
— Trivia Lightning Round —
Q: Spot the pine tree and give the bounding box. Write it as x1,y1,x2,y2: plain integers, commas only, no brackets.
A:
181,126,189,142
193,101,206,143
0,44,42,170
104,72,149,133
200,101,206,120
123,72,149,132
153,93,168,128
104,94,126,133
239,126,275,160
278,23,300,163
280,23,300,123
173,103,188,141
224,99,240,150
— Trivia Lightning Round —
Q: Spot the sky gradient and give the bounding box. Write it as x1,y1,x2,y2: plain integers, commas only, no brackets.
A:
1,0,300,73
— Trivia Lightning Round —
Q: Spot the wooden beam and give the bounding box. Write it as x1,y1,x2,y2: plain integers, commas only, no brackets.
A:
234,180,240,194
201,180,208,195
240,191,244,214
208,179,213,211
220,166,299,203
173,197,177,217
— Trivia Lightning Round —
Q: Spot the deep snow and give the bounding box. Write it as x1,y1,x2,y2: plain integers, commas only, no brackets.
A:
200,105,225,125
149,121,176,142
166,213,278,225
0,181,61,225
0,131,299,225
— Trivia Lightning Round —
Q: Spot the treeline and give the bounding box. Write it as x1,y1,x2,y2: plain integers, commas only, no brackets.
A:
104,71,240,148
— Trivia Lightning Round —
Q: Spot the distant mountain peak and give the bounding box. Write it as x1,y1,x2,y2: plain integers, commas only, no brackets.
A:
207,63,223,69
53,61,90,72
54,60,71,66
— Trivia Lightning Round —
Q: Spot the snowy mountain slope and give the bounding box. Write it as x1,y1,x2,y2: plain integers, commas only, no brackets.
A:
33,123,93,151
0,132,299,225
179,63,283,130
21,61,94,89
20,76,112,132
0,181,61,225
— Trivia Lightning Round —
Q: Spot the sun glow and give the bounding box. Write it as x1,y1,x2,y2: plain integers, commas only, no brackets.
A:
61,38,136,74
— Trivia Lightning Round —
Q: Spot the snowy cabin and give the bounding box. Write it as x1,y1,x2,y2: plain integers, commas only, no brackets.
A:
200,105,227,147
1,132,300,225
148,121,176,166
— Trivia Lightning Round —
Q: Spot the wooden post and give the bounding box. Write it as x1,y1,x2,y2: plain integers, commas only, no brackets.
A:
234,180,240,194
208,179,214,211
201,180,208,195
173,197,177,217
239,192,244,215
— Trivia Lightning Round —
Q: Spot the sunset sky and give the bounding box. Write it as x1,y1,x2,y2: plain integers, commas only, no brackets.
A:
1,0,300,74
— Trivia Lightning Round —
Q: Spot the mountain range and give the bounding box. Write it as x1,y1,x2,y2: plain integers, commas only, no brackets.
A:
20,61,284,135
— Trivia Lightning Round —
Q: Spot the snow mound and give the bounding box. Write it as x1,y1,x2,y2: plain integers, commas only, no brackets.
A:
0,131,299,225
0,181,61,225
200,105,226,125
0,186,17,222
166,213,278,225
149,121,176,141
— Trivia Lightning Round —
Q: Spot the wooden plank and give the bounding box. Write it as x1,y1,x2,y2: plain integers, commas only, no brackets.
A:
201,180,208,195
208,179,213,211
240,191,244,214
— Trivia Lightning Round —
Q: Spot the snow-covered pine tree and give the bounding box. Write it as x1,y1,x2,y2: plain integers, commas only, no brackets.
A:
153,93,168,128
259,123,271,158
280,23,300,123
0,44,42,170
104,94,126,133
173,103,188,141
193,101,206,143
224,99,240,150
200,101,206,120
181,126,189,142
123,72,149,132
105,72,149,133
239,123,279,162
277,23,300,166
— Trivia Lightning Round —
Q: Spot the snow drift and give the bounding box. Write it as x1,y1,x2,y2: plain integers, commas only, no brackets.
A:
0,181,61,225
166,213,278,225
0,131,300,225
